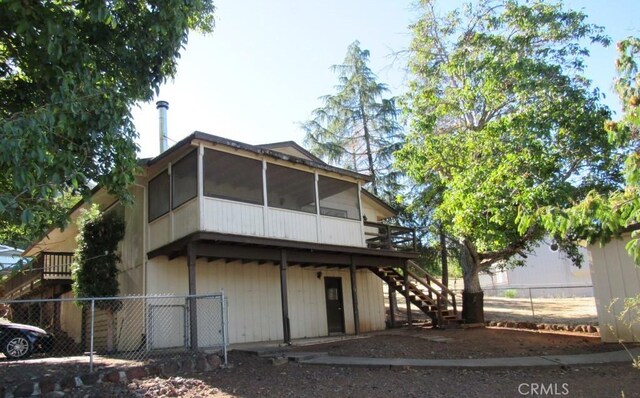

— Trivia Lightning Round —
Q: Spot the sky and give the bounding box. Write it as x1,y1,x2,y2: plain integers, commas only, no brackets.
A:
131,0,640,159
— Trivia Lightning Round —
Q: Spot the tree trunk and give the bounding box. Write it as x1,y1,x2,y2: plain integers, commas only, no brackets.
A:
439,223,448,288
360,103,377,195
460,239,484,324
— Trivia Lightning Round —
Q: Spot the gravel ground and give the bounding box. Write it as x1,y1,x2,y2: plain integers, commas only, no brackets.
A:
65,351,640,398
22,327,639,397
290,327,619,359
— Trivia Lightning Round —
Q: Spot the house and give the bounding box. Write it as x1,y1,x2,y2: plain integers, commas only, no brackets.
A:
2,125,459,348
0,245,23,270
479,239,593,298
586,230,640,343
0,245,23,297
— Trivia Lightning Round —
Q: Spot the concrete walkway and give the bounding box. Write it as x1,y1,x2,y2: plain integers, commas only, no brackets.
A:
276,348,640,369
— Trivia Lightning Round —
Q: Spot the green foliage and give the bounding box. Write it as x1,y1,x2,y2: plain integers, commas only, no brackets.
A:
302,41,404,201
502,289,518,299
72,205,124,307
537,37,640,263
0,190,79,249
0,0,215,239
398,0,619,280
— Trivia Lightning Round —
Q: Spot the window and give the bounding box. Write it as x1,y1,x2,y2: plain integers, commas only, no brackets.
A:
148,170,170,221
318,176,360,220
172,150,198,209
267,164,315,213
203,149,264,204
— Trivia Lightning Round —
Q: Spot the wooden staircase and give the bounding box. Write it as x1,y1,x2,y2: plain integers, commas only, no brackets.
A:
371,261,462,328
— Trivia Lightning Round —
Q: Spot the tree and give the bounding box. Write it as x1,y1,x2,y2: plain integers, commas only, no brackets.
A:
0,0,215,244
538,37,640,261
302,41,404,201
397,0,620,323
72,205,125,351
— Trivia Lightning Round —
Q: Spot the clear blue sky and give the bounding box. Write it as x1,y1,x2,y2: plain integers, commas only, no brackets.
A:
131,0,640,159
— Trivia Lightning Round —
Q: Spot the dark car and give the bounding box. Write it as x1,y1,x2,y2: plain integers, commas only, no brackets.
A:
0,320,54,360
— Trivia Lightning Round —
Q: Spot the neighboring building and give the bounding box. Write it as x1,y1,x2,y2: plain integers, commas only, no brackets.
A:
479,239,593,298
587,231,640,343
0,245,23,296
2,129,458,349
0,245,23,274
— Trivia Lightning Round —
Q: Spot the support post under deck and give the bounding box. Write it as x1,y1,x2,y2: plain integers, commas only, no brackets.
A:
280,249,291,344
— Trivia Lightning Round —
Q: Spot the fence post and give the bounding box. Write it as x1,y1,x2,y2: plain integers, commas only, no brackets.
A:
221,290,228,366
90,299,95,373
528,288,536,322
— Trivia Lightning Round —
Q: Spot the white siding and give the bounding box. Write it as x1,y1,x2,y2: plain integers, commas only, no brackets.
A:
148,215,170,252
479,241,593,298
147,257,386,344
59,291,82,344
173,198,199,240
356,270,386,332
589,236,640,342
146,257,189,295
319,216,363,247
202,197,264,236
196,259,283,344
265,208,317,242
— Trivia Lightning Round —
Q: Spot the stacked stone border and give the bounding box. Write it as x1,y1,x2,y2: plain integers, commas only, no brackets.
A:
1,353,223,398
486,320,599,334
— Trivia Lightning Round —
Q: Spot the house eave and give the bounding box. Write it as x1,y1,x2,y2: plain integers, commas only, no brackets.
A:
148,231,418,268
144,132,373,183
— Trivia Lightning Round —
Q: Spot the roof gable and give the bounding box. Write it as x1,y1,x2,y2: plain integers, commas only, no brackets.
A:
146,132,372,183
257,141,325,163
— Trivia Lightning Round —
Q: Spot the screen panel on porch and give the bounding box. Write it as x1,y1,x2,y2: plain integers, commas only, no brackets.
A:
318,176,360,220
203,149,263,205
148,170,170,221
172,150,198,209
266,163,315,213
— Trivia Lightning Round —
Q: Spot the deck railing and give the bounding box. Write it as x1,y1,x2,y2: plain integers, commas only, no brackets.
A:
2,252,73,297
364,221,416,252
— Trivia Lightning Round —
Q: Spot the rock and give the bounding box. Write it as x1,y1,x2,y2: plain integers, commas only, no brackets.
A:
44,391,66,398
80,373,99,386
126,366,147,381
12,382,35,398
60,375,78,390
207,354,222,368
196,356,208,372
271,356,289,366
163,361,180,376
103,370,121,383
180,358,193,372
39,377,57,394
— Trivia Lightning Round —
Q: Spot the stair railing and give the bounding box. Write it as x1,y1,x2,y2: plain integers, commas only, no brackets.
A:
406,260,458,316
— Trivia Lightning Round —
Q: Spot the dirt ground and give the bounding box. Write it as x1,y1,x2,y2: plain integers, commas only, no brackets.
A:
4,327,640,397
67,353,640,398
483,296,598,324
290,327,619,359
387,289,599,325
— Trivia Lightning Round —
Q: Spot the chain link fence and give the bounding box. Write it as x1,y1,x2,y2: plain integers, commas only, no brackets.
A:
479,285,597,324
385,283,598,326
0,293,227,371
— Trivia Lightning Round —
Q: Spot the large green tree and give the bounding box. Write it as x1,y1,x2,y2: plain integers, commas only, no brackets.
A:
0,0,215,246
303,41,403,201
537,37,640,261
397,0,621,322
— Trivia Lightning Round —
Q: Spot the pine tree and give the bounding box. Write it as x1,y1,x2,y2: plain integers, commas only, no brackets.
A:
302,41,403,202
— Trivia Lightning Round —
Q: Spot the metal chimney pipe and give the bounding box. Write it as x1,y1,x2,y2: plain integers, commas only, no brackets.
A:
156,100,169,153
